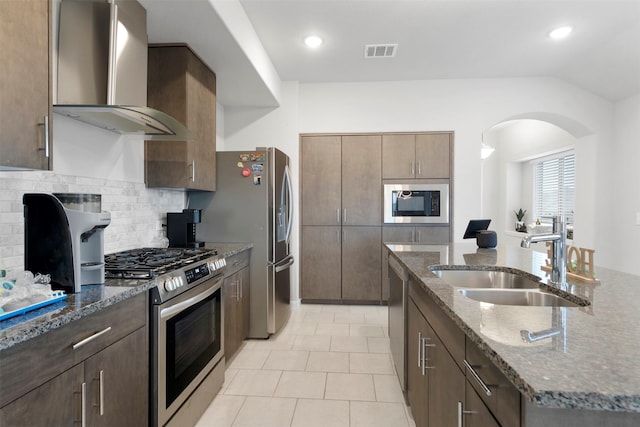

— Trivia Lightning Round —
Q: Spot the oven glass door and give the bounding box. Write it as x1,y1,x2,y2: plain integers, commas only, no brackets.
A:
158,278,223,418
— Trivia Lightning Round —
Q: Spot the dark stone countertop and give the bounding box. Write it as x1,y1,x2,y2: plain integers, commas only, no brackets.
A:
387,242,640,413
0,243,252,351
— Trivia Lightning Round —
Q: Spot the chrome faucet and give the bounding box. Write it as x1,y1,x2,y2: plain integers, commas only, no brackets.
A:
521,216,567,287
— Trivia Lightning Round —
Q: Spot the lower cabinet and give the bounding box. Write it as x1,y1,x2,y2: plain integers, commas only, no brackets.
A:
0,363,83,426
407,298,465,427
0,294,148,427
407,277,521,427
301,225,381,302
223,250,251,360
464,382,501,427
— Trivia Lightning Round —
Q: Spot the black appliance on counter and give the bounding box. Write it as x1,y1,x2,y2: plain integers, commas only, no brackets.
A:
463,219,497,248
104,247,226,427
166,209,204,248
23,193,110,293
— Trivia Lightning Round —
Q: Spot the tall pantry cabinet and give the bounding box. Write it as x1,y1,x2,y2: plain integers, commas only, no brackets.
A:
300,135,382,303
301,131,453,304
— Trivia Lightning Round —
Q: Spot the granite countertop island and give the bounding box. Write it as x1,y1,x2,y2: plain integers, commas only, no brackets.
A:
0,243,252,351
387,241,640,415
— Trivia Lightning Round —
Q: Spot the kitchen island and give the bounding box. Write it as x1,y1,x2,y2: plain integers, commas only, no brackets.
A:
388,241,640,426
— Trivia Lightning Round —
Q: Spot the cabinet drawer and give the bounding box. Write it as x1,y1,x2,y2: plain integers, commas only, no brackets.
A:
224,250,250,277
0,293,147,407
465,336,521,427
409,278,465,369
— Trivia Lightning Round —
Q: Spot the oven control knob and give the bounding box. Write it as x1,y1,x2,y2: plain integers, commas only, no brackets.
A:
164,276,183,292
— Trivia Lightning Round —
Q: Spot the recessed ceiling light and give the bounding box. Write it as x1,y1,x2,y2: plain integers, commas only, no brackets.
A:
549,26,574,40
304,35,323,48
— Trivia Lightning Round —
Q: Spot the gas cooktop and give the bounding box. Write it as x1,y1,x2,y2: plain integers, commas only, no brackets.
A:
104,247,218,279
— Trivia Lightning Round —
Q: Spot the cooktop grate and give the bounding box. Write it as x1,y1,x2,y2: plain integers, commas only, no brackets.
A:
104,247,218,279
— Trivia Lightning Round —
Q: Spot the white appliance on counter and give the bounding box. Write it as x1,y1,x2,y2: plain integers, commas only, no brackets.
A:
191,147,294,338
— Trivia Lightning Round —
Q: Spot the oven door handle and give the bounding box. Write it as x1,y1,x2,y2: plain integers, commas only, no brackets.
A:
160,280,220,320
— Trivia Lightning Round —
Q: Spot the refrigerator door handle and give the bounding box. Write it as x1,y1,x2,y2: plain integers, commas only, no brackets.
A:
272,255,295,272
283,164,294,245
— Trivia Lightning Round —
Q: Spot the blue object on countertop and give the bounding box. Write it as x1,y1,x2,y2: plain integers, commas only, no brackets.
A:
0,291,67,323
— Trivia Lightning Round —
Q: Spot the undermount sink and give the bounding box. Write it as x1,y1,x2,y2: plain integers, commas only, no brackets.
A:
457,288,580,307
432,269,541,289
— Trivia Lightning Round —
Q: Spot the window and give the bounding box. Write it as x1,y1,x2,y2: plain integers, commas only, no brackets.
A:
532,152,575,224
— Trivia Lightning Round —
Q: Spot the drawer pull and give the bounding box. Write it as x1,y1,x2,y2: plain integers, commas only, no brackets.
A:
464,359,493,397
72,327,112,350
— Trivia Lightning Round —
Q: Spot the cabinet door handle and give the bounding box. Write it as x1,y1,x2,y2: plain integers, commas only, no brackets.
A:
72,327,112,350
37,115,50,158
457,401,477,427
239,278,243,299
191,160,196,182
422,337,436,375
81,382,87,427
416,230,421,242
337,209,341,224
95,369,105,416
464,359,494,397
417,332,423,368
411,161,415,176
417,160,421,176
343,208,347,224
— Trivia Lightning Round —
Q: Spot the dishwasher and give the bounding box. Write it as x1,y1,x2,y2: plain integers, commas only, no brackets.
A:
388,255,409,395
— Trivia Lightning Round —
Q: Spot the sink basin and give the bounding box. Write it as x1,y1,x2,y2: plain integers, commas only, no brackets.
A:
433,269,541,289
457,288,580,307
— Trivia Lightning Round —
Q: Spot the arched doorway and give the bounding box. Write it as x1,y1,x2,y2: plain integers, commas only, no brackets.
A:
480,113,596,252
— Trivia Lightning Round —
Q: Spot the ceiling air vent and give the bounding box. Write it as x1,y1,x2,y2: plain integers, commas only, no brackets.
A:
364,44,398,58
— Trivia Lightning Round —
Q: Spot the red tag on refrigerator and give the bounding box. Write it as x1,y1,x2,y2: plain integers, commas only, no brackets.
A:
241,167,251,177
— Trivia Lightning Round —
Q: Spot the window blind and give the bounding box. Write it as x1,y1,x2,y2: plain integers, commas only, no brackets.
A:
533,153,575,224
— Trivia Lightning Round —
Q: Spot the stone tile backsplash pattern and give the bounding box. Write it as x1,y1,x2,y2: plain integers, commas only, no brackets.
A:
0,171,186,278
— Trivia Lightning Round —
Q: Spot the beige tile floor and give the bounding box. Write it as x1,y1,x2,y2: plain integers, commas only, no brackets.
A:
195,303,417,427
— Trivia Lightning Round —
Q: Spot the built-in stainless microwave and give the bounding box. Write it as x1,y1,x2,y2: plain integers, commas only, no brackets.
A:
384,183,450,224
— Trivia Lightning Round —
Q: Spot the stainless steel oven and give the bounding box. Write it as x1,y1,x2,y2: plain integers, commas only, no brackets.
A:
105,248,226,427
152,271,224,426
384,183,449,224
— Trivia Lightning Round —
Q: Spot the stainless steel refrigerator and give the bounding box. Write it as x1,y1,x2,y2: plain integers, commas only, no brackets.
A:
191,147,294,338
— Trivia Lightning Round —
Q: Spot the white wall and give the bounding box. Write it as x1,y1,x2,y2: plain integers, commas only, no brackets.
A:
53,116,146,182
608,94,640,274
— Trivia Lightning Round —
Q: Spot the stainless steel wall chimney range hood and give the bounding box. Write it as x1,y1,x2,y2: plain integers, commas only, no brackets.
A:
54,0,192,140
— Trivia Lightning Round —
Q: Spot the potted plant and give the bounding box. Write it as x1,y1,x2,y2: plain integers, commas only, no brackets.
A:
514,208,527,232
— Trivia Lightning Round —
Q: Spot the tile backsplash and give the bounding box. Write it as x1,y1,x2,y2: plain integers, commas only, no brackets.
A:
0,171,186,279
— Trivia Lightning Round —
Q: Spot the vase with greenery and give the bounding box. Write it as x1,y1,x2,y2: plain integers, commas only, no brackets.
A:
514,208,527,232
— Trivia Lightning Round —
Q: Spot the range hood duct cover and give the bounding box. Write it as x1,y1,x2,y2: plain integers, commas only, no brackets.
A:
54,0,192,141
